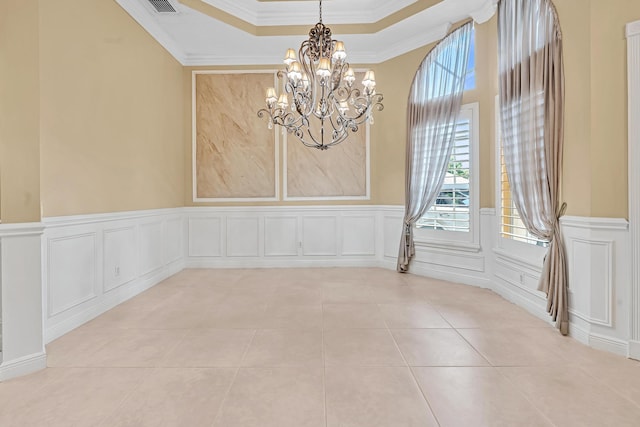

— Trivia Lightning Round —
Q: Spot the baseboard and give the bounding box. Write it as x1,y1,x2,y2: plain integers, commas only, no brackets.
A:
379,258,397,271
0,352,47,381
44,260,184,343
186,258,382,269
408,262,491,289
568,322,629,356
588,333,629,356
629,340,640,361
568,322,590,346
491,278,552,325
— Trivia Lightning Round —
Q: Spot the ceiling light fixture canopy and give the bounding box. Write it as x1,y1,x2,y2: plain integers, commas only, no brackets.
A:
258,0,383,150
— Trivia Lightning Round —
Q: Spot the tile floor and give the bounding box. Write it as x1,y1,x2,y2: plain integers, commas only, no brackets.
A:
1,268,640,426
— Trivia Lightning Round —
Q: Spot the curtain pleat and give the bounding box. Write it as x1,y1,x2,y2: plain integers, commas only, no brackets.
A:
498,0,568,334
397,22,473,273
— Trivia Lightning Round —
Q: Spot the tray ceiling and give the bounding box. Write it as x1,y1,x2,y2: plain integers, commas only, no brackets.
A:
116,0,497,65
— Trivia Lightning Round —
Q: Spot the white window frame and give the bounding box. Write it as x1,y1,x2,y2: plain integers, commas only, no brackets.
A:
494,95,547,263
414,102,480,251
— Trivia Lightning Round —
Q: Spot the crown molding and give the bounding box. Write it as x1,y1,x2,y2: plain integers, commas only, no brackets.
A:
117,0,489,66
627,20,640,38
469,0,497,24
202,0,419,26
375,22,451,63
116,0,188,64
182,21,450,65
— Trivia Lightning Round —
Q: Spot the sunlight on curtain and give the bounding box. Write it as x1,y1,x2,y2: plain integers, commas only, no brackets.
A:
397,22,473,272
498,0,567,334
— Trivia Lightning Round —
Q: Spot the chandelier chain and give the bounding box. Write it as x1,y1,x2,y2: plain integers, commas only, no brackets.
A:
319,0,322,23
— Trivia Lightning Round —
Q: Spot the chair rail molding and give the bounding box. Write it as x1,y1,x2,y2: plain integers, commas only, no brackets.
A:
627,19,640,360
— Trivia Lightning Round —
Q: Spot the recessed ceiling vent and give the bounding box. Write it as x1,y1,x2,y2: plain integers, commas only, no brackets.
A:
147,0,177,13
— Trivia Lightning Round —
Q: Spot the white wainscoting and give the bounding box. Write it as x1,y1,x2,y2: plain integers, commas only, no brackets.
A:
401,209,494,288
381,207,405,267
36,206,640,359
0,223,46,381
3,204,635,382
562,216,630,355
185,206,387,268
491,216,631,356
43,209,185,343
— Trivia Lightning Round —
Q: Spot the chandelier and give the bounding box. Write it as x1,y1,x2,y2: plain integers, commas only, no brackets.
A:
257,0,383,150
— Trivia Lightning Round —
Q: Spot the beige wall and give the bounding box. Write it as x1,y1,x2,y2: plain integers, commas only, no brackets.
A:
587,0,640,217
3,1,638,219
38,0,184,217
550,0,640,218
0,0,42,223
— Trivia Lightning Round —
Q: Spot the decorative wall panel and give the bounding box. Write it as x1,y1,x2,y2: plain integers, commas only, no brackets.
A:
164,217,184,263
342,216,376,255
227,217,260,257
194,72,277,201
284,74,369,199
302,216,338,255
264,216,299,256
48,233,97,316
188,217,222,257
103,227,137,292
138,221,164,276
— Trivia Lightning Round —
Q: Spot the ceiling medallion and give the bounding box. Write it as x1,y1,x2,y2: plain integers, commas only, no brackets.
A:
258,0,383,150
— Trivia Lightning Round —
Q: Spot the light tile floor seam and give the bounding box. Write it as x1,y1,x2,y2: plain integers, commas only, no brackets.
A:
386,320,442,426
209,328,258,426
451,326,494,367
207,367,241,427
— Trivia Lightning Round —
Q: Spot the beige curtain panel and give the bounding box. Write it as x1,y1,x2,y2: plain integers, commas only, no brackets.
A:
397,22,473,273
498,0,568,334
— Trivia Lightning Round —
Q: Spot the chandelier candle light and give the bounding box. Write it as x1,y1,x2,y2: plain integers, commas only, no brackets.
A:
258,0,383,150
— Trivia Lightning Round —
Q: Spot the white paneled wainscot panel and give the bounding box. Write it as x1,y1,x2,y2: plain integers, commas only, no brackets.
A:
138,221,164,276
264,216,298,257
103,227,137,292
342,216,376,256
227,217,260,257
43,209,185,343
165,217,184,263
185,207,392,268
569,238,613,327
382,210,404,263
48,233,98,317
188,217,222,257
303,216,337,256
562,217,629,355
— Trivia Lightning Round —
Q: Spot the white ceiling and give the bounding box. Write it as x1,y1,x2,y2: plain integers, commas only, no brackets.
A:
116,0,497,65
